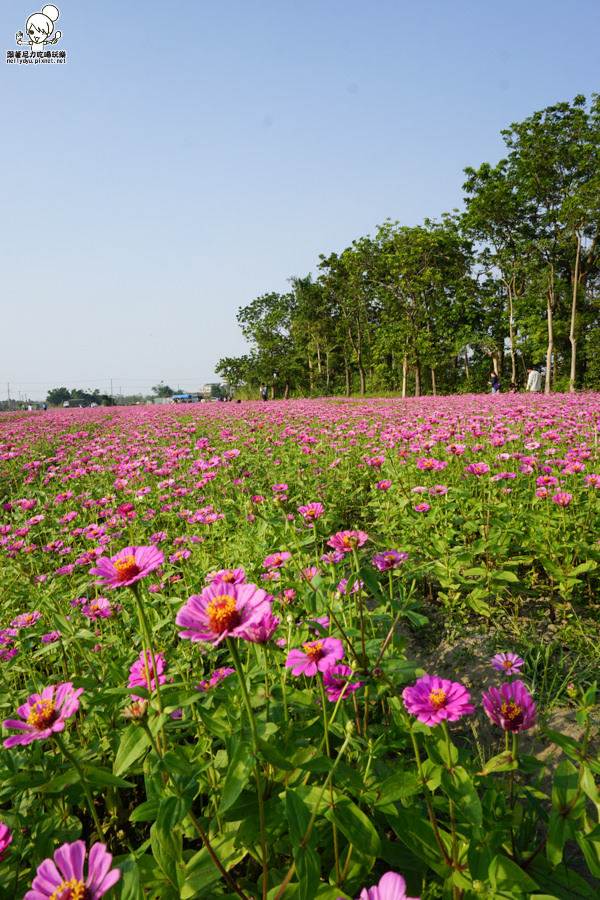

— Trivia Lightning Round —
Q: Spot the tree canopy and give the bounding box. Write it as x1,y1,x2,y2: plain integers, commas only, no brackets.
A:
216,94,600,397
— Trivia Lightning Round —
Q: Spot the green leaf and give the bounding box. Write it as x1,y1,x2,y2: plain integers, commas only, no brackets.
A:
82,765,134,788
257,735,295,771
488,854,540,893
479,751,519,775
218,741,254,815
375,771,421,806
441,765,482,826
490,570,520,583
285,788,311,846
157,792,194,836
324,794,381,857
183,833,248,898
150,822,183,890
552,759,580,814
114,724,151,776
130,798,160,823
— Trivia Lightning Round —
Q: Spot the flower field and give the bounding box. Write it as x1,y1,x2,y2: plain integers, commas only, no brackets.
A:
0,393,599,900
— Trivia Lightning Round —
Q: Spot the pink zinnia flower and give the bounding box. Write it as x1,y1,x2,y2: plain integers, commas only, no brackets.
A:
0,822,12,862
338,870,420,900
413,503,430,513
372,550,408,571
42,631,62,644
323,665,364,702
206,568,246,585
11,610,42,628
243,611,281,643
336,578,364,596
551,492,572,507
89,546,164,588
263,551,292,568
327,530,369,553
24,840,120,900
376,480,392,491
176,582,273,646
3,682,84,748
82,598,113,620
491,652,524,675
402,674,474,726
128,650,167,701
285,638,344,677
482,680,537,733
298,502,324,521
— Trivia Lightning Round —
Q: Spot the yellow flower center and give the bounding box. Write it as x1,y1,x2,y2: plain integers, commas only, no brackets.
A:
429,689,447,709
114,555,141,582
27,698,58,730
303,641,323,662
207,596,240,634
502,659,513,669
305,509,318,519
49,877,89,900
342,535,358,549
501,701,522,720
220,572,235,582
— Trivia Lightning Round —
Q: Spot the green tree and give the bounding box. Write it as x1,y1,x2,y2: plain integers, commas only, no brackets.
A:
151,382,175,398
46,387,71,406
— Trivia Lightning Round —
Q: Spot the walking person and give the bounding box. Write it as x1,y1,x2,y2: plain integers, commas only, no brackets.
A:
260,383,268,402
525,368,542,392
490,371,501,394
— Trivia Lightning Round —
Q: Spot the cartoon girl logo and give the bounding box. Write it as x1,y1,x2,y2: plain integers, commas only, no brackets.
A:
16,5,62,49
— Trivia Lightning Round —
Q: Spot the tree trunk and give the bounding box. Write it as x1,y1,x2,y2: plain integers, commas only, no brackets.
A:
569,233,581,393
414,360,421,397
431,368,437,396
508,289,517,383
464,346,470,380
284,383,290,400
358,363,366,396
344,356,351,398
545,297,554,394
307,354,314,392
402,356,407,399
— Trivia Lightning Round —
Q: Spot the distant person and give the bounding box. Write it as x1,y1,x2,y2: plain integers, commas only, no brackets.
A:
42,402,47,411
508,382,518,394
526,368,542,392
490,371,501,394
260,383,268,402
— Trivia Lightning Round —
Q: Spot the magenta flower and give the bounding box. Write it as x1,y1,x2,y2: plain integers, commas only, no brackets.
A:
24,840,120,900
81,598,113,620
176,582,274,646
551,492,572,507
372,550,408,571
207,568,247,585
482,680,537,733
263,551,292,568
285,638,344,677
337,871,420,900
402,674,474,726
89,546,164,588
376,480,392,491
327,530,369,553
42,631,62,644
11,610,42,628
413,503,430,513
323,665,364,702
298,502,325,521
491,652,524,675
336,578,364,596
128,650,167,700
243,611,281,643
0,822,12,862
3,682,84,748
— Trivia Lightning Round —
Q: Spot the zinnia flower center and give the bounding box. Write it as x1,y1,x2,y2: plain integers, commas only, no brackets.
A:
207,596,240,634
27,698,58,730
501,700,522,722
303,641,323,661
114,555,141,582
502,659,513,669
429,688,447,709
342,535,357,549
49,878,89,900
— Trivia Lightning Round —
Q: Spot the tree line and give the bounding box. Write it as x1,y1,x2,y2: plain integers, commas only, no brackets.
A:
217,95,600,398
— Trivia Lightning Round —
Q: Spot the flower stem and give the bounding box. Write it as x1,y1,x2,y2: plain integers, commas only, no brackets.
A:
53,733,105,841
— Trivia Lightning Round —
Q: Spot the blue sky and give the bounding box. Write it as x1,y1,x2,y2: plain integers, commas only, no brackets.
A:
3,0,599,401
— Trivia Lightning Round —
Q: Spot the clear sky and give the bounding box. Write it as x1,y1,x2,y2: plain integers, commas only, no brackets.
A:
3,0,599,401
